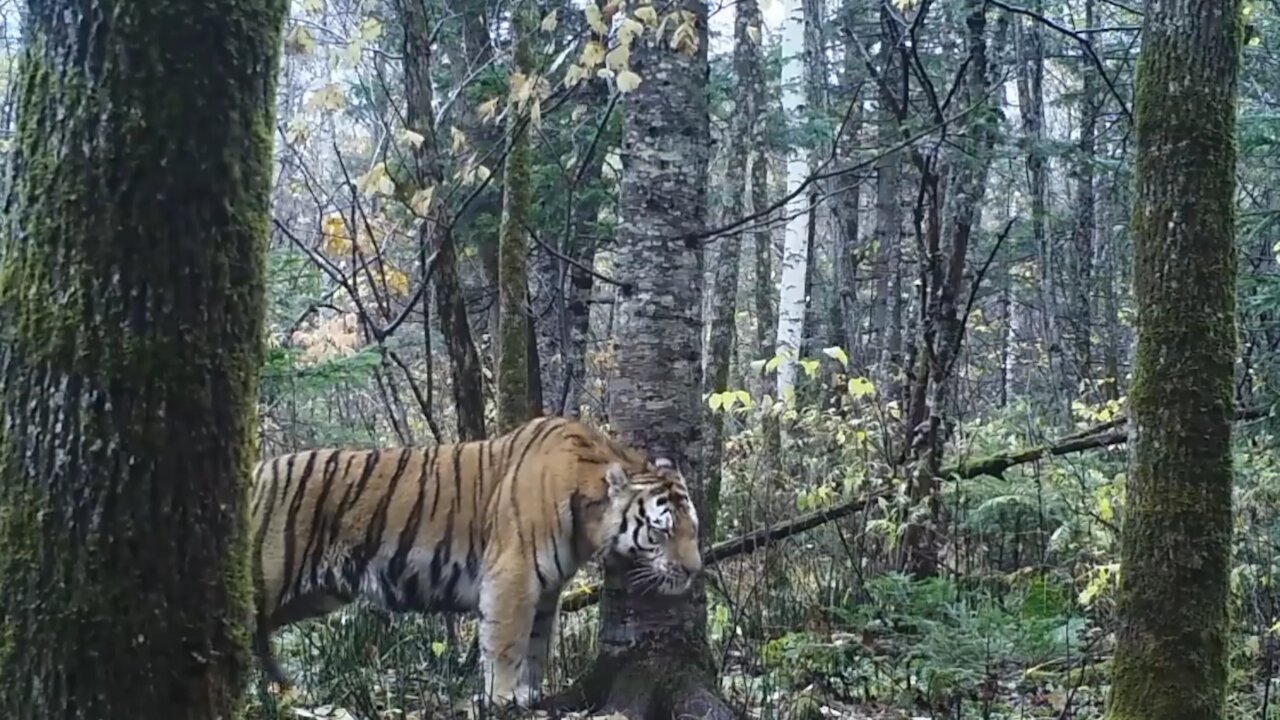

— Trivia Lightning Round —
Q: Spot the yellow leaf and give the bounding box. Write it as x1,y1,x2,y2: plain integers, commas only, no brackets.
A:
450,126,468,153
356,162,392,197
708,393,724,411
618,17,645,46
585,4,608,34
410,186,435,216
747,24,761,45
634,5,659,26
616,69,642,93
477,96,499,123
564,64,587,88
1249,35,1262,47
385,268,410,296
541,8,558,32
431,641,447,657
605,44,630,71
285,25,316,55
822,346,849,368
671,19,699,55
530,96,543,128
301,0,324,10
306,82,346,111
733,390,753,409
580,41,606,68
322,214,353,256
399,129,425,148
359,17,383,41
475,165,492,183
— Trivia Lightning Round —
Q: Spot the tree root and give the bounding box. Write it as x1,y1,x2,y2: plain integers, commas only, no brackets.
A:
544,650,739,720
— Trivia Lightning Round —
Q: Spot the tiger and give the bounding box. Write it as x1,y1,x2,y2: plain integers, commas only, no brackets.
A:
247,415,702,707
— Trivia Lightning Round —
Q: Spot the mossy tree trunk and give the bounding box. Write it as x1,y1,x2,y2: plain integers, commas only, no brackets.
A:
1105,2,1243,719
495,0,534,434
557,1,732,717
0,0,286,717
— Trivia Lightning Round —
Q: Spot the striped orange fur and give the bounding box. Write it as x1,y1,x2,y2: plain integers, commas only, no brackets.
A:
248,415,701,706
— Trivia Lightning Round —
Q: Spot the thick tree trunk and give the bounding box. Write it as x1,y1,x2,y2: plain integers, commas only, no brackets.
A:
1105,1,1242,718
495,1,535,433
560,2,731,717
0,0,285,716
398,0,487,441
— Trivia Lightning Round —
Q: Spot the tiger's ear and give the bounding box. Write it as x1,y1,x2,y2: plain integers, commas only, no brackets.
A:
653,457,676,471
605,462,629,494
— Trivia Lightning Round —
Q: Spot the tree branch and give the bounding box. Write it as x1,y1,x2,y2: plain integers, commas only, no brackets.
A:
558,404,1272,613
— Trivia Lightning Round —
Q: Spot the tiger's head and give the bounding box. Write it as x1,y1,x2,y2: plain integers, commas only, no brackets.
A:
600,457,702,595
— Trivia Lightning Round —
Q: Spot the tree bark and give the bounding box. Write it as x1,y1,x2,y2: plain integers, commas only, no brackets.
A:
0,0,285,716
1105,1,1242,718
495,1,535,433
559,2,732,717
773,0,811,402
398,0,488,441
1067,0,1098,394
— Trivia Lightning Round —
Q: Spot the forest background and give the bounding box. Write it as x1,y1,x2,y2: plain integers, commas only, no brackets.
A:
0,0,1269,718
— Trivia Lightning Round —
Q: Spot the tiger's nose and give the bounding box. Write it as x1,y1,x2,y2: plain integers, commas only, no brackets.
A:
683,554,703,576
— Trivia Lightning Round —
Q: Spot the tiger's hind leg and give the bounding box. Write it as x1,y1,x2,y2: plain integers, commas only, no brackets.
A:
519,591,560,704
477,568,538,707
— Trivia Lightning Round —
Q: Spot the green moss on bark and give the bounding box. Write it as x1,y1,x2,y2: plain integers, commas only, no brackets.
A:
1105,3,1243,720
0,1,286,717
494,0,535,434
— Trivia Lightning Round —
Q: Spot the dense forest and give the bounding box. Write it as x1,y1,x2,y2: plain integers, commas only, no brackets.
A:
0,0,1270,718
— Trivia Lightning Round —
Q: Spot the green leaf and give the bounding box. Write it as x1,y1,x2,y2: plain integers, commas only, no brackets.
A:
708,392,724,411
431,641,447,657
764,354,783,374
732,389,752,408
799,359,819,378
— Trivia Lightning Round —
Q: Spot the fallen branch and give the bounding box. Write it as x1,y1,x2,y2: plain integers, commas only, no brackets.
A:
558,404,1271,613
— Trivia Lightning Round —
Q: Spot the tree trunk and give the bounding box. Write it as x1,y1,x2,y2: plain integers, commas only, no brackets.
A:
1105,1,1242,718
1068,0,1098,394
872,0,904,397
704,0,761,539
398,0,487,441
560,2,732,717
774,0,811,403
902,0,999,578
495,1,535,433
0,0,285,715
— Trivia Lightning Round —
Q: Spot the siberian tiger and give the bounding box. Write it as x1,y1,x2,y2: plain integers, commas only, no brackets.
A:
248,415,702,707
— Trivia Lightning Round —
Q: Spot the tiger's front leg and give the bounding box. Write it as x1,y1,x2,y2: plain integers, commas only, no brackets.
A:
477,568,537,707
519,591,561,703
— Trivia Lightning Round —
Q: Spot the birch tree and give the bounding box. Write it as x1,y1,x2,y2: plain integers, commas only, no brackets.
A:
774,0,811,401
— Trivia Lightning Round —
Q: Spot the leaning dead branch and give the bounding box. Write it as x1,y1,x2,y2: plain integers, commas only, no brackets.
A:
559,405,1270,613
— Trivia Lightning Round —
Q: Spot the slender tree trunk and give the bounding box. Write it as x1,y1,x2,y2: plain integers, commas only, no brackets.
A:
902,0,999,578
774,0,811,402
872,0,904,395
1068,0,1098,394
496,1,535,433
703,0,762,530
0,0,285,715
562,3,731,717
398,0,487,441
1106,2,1242,718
